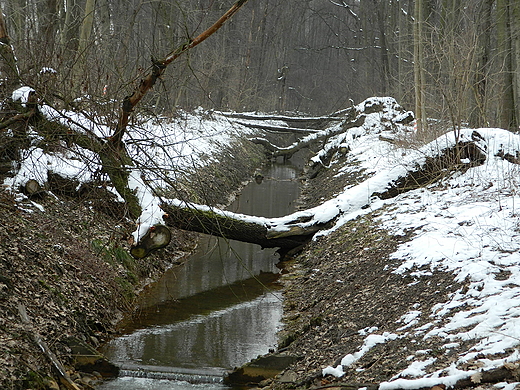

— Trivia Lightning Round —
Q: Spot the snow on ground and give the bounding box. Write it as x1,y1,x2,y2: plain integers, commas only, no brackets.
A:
4,94,256,241
313,99,520,388
4,93,520,387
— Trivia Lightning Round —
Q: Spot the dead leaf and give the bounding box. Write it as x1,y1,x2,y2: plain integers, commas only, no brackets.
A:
471,372,483,384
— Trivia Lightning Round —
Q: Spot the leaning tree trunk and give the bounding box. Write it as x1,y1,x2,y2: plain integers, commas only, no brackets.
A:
110,0,250,150
161,137,486,253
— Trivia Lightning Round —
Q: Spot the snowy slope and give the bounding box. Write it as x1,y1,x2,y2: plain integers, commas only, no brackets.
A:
313,99,520,389
4,93,520,387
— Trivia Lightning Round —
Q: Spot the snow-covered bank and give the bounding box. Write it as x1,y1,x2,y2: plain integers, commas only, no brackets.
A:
0,105,267,388
269,99,520,389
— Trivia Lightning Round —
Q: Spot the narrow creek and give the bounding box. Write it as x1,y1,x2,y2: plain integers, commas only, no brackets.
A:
98,158,301,389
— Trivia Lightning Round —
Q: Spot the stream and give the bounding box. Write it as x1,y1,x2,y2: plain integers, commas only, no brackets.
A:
98,159,301,389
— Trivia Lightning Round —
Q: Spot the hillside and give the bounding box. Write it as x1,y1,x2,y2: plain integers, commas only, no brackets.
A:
265,100,520,390
2,96,520,390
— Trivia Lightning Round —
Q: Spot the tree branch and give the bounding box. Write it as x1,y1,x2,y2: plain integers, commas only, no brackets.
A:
111,0,250,149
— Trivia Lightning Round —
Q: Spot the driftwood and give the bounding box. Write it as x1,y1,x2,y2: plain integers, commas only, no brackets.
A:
18,304,82,390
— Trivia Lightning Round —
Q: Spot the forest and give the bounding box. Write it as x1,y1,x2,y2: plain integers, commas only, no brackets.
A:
2,1,520,389
0,0,518,131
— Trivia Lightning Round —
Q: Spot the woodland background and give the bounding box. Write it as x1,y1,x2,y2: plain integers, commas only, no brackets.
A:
0,0,518,131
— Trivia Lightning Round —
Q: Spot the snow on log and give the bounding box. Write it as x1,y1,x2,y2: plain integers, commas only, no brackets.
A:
250,115,365,158
161,130,487,251
219,111,344,129
161,199,321,251
235,120,319,134
250,97,412,159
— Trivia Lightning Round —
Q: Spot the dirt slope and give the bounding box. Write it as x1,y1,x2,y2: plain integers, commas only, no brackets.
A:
0,136,265,389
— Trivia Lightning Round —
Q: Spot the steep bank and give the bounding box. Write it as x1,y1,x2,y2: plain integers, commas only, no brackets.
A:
264,111,520,389
0,135,266,389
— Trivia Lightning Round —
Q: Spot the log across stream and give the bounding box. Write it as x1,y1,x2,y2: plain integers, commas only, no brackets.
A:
98,158,301,389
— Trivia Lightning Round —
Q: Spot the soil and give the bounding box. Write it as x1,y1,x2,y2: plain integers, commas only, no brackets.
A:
0,136,266,389
0,186,199,389
271,213,462,389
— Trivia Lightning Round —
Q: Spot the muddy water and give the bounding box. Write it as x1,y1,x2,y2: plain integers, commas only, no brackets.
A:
99,160,300,389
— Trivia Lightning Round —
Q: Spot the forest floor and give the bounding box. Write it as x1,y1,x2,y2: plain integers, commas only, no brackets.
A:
267,159,466,389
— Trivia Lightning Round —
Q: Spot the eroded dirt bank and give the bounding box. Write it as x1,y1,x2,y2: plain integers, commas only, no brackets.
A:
0,138,266,389
270,212,462,389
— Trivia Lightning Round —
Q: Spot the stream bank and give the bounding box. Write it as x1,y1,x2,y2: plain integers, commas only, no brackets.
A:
97,155,303,389
0,136,269,389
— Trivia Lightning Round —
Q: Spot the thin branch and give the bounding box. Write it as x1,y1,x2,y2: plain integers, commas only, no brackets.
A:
111,0,250,149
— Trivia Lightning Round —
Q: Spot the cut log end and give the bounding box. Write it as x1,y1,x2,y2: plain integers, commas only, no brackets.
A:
130,225,172,259
23,179,45,197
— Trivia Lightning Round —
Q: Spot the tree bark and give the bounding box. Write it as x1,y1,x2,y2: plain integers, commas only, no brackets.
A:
237,121,319,134
510,0,520,128
469,0,493,128
413,0,428,132
0,5,20,97
221,112,342,129
497,0,517,130
161,201,319,252
71,0,96,90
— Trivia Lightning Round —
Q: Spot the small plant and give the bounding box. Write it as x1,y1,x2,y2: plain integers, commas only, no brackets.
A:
91,239,137,279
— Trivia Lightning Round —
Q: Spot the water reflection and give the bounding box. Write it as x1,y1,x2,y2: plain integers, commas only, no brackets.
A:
99,377,228,390
104,290,282,370
99,160,300,388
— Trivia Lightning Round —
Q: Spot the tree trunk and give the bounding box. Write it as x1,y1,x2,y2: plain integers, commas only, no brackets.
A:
510,0,520,128
161,201,319,252
469,0,493,128
71,0,96,90
0,5,20,97
413,0,428,132
161,137,485,253
497,0,517,130
250,114,365,158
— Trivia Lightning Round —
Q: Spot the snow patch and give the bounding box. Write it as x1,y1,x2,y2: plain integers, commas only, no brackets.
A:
323,331,398,377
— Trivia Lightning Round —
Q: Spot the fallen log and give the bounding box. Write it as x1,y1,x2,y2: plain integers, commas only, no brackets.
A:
22,179,45,197
130,224,172,258
221,112,343,129
250,115,365,159
235,120,319,134
161,137,486,254
161,200,324,252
